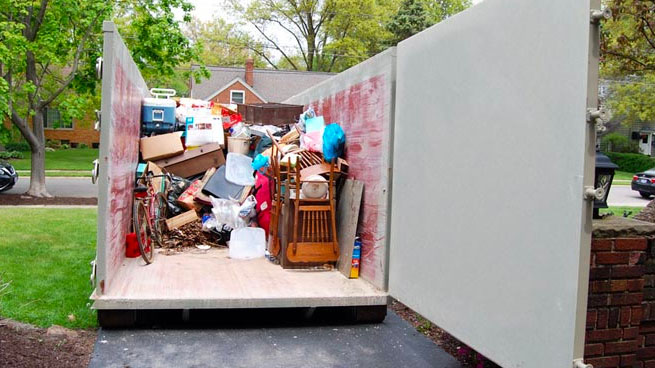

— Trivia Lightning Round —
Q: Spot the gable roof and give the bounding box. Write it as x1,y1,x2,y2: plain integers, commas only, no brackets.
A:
205,76,268,103
191,65,335,103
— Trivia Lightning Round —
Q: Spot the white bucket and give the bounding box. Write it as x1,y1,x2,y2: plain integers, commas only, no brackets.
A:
227,136,250,154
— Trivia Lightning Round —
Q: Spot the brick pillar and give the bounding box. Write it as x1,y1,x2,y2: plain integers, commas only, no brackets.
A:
586,231,647,367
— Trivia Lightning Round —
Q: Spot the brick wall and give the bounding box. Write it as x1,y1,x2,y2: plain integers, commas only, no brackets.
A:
586,217,655,368
44,115,99,147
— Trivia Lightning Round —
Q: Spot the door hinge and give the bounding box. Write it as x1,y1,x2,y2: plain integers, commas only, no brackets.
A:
587,107,610,133
91,159,99,184
95,57,103,80
94,109,101,131
584,186,604,201
590,8,611,24
573,358,594,368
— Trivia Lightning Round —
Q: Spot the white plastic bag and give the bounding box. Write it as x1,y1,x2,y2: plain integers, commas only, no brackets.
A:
238,195,257,219
225,153,255,186
229,227,266,259
210,197,247,229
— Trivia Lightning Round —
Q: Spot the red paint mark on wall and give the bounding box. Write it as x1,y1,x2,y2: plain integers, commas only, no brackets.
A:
310,75,388,285
105,61,141,288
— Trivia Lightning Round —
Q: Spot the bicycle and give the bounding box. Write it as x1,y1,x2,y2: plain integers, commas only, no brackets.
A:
133,172,171,264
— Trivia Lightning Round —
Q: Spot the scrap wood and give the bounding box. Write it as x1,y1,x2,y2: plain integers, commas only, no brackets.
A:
165,210,198,230
163,220,222,249
193,167,217,205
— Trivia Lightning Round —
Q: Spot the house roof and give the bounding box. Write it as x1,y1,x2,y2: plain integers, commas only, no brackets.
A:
191,65,335,103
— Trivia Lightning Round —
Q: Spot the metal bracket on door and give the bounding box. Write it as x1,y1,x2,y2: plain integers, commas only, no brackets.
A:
584,185,604,202
573,358,594,368
590,8,612,24
95,57,103,80
94,110,101,131
587,107,610,133
91,159,99,184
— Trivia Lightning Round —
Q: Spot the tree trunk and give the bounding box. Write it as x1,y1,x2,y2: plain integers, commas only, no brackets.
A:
26,108,50,197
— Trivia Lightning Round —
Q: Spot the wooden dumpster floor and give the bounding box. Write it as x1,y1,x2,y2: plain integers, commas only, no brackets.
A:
92,248,388,309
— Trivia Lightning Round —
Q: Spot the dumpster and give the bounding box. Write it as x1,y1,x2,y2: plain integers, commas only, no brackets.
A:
92,0,601,365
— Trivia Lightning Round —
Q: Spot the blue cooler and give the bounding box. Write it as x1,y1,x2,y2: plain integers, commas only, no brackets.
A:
142,88,176,135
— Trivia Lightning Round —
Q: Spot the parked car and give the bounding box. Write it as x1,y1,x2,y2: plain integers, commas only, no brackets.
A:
631,169,655,198
0,161,18,192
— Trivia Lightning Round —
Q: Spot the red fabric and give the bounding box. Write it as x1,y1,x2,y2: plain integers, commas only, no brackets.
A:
125,232,141,258
255,172,272,237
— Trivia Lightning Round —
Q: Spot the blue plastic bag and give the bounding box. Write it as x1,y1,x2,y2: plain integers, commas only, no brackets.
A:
322,123,346,162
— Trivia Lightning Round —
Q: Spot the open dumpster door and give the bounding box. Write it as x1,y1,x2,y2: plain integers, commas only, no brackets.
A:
388,0,600,367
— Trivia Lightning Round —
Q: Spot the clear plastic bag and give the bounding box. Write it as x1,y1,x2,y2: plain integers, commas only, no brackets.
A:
225,153,255,186
239,195,257,219
210,197,247,229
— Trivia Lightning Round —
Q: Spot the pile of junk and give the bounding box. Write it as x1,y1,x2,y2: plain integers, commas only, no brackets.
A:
129,88,361,275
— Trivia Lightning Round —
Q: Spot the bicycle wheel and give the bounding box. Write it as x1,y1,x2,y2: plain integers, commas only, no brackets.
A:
151,192,168,248
133,199,154,264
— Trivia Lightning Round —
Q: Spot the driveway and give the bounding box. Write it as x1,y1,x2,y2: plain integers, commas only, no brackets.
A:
88,310,462,368
608,185,651,207
2,177,97,198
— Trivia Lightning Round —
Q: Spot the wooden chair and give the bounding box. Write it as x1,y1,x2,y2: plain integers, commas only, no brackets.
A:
283,159,339,266
266,131,292,258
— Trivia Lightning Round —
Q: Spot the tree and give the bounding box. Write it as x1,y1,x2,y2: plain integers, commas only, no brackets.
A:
386,0,430,45
185,17,269,68
0,0,205,197
227,0,397,72
386,0,471,45
601,0,655,126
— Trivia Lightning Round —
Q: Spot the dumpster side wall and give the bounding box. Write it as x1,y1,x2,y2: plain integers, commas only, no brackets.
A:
285,48,397,290
96,22,150,294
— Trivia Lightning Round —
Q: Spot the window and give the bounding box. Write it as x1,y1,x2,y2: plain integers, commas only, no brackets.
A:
230,90,245,104
44,108,73,129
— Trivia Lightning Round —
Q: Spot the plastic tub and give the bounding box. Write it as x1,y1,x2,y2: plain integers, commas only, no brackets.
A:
228,136,250,154
225,153,255,186
229,227,266,259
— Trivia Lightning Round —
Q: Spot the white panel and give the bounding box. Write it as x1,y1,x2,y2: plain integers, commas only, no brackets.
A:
389,0,593,367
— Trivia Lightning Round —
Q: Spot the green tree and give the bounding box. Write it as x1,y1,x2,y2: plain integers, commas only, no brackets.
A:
227,0,397,72
0,0,205,197
601,0,655,126
386,0,471,45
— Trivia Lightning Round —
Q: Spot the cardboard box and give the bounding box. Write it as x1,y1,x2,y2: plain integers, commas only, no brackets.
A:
154,143,225,178
140,132,184,161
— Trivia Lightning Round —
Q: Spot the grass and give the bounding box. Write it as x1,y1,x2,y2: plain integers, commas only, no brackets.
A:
0,208,97,329
16,170,92,178
8,148,98,171
599,206,643,219
614,171,635,181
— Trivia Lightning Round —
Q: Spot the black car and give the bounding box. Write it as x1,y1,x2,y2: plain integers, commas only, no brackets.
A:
631,169,655,198
0,161,18,192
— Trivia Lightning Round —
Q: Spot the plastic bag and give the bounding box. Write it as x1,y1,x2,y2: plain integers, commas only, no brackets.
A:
301,130,323,153
201,214,219,232
322,123,346,162
238,195,257,219
210,197,247,229
167,175,191,217
251,153,270,173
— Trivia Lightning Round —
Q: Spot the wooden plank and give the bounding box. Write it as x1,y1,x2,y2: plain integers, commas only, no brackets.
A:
165,210,198,230
336,180,364,278
92,247,388,310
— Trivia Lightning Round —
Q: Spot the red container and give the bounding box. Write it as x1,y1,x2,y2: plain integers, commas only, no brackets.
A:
125,232,141,258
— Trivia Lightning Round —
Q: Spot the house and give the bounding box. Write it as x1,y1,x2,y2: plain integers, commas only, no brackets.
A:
190,59,335,105
42,108,99,148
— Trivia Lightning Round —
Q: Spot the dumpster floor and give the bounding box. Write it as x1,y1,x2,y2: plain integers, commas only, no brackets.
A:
92,248,387,309
88,309,462,368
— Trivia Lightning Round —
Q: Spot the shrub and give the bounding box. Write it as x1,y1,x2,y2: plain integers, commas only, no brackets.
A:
0,151,24,159
605,152,655,173
60,144,70,150
79,143,88,149
4,142,30,151
45,139,61,149
600,133,640,153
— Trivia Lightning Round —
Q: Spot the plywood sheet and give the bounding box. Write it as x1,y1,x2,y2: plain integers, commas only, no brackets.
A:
336,180,364,278
92,248,387,309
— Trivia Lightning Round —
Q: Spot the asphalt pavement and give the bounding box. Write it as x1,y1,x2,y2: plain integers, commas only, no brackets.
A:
608,185,651,207
2,177,97,198
88,310,461,368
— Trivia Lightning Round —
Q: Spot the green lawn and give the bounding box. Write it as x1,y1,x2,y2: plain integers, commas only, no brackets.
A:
599,206,643,219
8,148,98,171
614,171,635,181
16,170,92,178
0,208,97,329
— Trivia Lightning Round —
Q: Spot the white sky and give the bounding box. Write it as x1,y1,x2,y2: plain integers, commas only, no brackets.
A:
183,0,486,60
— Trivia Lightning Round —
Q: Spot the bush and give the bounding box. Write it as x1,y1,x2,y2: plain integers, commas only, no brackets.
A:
600,133,640,153
60,144,70,150
605,152,655,173
45,139,61,149
0,151,24,159
4,142,30,151
78,143,88,149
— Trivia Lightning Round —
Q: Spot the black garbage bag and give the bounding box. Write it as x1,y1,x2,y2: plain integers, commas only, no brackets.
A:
167,175,191,217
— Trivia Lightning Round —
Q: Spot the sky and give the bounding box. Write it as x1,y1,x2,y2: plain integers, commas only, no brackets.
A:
183,0,486,61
